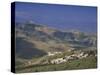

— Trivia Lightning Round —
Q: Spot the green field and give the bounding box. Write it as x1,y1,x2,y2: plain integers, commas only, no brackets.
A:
15,56,97,73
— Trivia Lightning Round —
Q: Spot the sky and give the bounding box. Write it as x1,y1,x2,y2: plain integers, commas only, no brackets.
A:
15,2,97,33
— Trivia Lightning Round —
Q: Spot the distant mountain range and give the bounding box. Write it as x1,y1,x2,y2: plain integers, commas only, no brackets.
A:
15,22,97,59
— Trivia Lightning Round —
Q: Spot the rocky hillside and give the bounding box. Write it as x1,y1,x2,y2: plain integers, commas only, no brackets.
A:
15,22,97,59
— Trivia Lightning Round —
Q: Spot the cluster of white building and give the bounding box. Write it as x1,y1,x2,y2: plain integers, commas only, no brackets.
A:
26,51,95,65
47,52,62,56
50,52,89,64
46,51,89,64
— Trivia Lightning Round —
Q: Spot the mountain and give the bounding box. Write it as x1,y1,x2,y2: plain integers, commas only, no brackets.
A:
15,22,97,59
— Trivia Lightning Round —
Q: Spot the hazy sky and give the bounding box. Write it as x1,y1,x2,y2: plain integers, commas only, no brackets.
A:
15,2,97,33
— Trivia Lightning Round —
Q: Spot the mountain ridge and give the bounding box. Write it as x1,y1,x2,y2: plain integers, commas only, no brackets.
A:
15,22,97,59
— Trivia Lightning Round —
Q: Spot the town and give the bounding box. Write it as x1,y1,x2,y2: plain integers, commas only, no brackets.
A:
26,49,97,66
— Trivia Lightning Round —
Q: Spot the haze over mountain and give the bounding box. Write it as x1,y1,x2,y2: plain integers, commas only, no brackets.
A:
15,2,97,33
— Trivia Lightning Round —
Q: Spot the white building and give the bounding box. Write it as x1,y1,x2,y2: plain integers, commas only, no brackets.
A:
51,58,66,64
47,52,62,56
